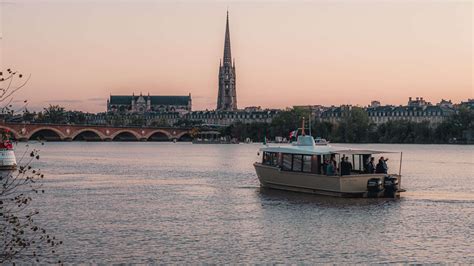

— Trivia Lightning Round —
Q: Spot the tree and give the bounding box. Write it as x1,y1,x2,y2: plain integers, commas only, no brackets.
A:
174,118,203,128
345,107,370,143
434,107,473,143
106,113,125,127
129,114,146,126
42,105,67,124
0,145,62,263
413,121,433,143
329,107,370,143
271,108,310,139
22,109,37,123
67,111,87,124
0,69,30,115
312,120,333,140
0,69,62,263
150,118,170,127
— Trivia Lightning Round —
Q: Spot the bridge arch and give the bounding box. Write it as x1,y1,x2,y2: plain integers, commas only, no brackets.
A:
145,130,172,141
72,129,105,141
175,131,193,142
111,130,141,141
28,127,65,141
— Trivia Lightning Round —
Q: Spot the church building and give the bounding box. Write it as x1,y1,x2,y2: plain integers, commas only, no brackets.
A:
107,93,192,114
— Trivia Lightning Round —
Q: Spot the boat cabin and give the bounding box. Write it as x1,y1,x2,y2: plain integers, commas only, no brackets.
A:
260,136,401,177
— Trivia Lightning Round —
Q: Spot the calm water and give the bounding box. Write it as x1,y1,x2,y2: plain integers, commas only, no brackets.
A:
13,142,474,263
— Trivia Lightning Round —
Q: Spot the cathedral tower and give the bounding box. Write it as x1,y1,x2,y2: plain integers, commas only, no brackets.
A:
217,11,237,111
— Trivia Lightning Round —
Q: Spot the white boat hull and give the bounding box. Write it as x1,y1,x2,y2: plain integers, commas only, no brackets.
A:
0,149,17,170
254,163,402,198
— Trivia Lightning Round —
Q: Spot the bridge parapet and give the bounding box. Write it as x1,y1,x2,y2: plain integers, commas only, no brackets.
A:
0,123,192,142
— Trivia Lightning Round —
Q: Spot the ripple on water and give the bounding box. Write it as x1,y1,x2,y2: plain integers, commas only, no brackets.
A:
12,142,474,263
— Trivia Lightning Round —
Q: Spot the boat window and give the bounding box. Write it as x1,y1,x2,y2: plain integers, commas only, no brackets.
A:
353,154,360,171
282,154,292,171
349,154,370,173
292,155,303,172
303,155,312,173
262,152,271,165
314,155,322,174
271,153,278,166
362,154,370,173
262,152,278,166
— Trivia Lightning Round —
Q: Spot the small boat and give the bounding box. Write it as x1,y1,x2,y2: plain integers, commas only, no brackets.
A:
0,132,17,170
192,131,239,144
314,137,329,145
254,134,405,198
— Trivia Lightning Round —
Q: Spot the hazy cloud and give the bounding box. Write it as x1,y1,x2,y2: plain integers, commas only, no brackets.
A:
43,99,83,103
87,97,105,102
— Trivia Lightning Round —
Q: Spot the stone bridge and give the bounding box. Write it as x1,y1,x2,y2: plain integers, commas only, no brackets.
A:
0,122,193,141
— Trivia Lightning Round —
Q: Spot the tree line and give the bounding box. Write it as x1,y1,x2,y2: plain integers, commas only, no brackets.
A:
17,105,172,127
220,107,473,144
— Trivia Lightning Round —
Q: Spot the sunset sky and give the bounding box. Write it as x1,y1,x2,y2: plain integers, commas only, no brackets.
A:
0,0,472,112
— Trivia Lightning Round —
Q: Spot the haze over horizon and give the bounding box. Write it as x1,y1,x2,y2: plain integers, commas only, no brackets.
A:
0,0,472,113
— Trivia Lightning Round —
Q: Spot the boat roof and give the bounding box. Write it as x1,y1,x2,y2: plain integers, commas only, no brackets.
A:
332,149,399,155
260,136,398,155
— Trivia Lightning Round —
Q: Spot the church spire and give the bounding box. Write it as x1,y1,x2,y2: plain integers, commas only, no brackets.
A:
217,10,237,111
223,10,232,66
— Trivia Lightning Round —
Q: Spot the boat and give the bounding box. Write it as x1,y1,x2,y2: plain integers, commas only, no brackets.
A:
192,131,239,144
253,134,405,198
0,130,17,170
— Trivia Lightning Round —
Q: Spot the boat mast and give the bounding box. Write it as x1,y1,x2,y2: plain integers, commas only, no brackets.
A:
309,114,312,137
301,117,305,136
399,152,403,176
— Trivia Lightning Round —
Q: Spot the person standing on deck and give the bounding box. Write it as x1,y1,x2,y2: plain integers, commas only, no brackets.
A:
381,157,389,174
367,157,376,174
327,154,337,176
340,156,352,176
376,157,389,174
346,157,353,175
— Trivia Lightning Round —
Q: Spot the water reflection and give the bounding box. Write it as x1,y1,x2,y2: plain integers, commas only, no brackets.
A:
257,187,399,208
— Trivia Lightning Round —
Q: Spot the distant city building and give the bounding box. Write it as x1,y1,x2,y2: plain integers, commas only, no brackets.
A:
366,105,453,126
243,106,262,112
319,105,352,124
320,97,455,126
186,109,280,126
293,105,329,120
107,93,192,114
369,101,381,108
407,96,430,107
459,99,474,109
217,11,237,111
437,99,453,108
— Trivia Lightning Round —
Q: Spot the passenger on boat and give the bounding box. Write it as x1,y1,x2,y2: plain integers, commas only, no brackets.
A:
331,154,338,174
375,157,388,174
338,155,345,175
367,157,376,174
346,156,353,174
326,162,335,176
382,157,389,173
340,156,352,176
322,159,328,175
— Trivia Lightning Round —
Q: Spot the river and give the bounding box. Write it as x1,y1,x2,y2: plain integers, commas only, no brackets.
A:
13,142,474,263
